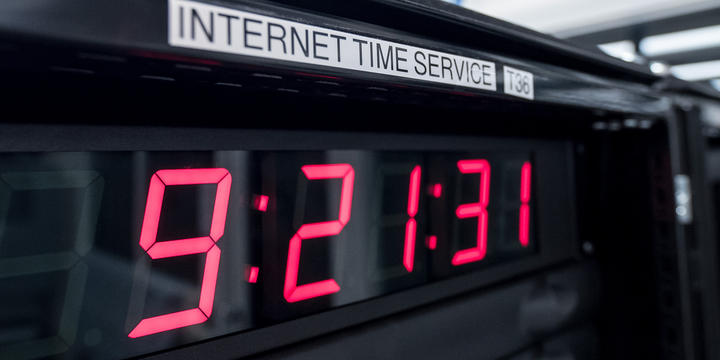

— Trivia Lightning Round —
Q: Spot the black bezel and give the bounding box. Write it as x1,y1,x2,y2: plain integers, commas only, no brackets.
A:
0,125,577,359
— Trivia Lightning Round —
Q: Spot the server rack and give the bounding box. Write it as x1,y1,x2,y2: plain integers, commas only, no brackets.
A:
657,79,720,360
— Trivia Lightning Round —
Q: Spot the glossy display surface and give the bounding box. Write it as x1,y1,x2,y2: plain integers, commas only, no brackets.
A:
0,150,537,359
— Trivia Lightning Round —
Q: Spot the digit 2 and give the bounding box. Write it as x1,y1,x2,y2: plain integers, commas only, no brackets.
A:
283,164,355,303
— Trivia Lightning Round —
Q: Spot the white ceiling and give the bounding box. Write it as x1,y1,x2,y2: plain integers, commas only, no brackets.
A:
454,0,720,37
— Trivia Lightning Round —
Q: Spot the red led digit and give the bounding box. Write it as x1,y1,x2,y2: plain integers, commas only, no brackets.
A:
284,164,354,303
403,166,421,272
519,162,531,247
452,160,491,266
129,168,231,338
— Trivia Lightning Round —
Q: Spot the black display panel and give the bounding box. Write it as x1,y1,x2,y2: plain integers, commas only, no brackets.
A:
0,147,556,359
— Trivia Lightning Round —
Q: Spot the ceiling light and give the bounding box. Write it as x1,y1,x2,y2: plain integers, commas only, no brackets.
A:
640,24,720,57
711,79,720,91
650,61,670,75
598,40,636,60
671,60,720,81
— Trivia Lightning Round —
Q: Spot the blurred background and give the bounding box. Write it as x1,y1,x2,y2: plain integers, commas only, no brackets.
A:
443,0,720,91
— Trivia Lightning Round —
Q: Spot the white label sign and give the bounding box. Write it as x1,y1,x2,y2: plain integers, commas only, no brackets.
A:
503,66,534,100
168,0,496,91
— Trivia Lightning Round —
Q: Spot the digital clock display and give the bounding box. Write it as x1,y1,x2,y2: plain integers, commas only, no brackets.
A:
0,148,547,359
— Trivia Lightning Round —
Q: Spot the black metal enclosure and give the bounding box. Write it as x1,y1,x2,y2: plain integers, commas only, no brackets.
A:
0,1,717,360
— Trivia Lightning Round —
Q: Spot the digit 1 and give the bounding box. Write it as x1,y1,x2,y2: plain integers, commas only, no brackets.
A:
128,168,231,338
452,160,491,266
284,164,354,303
519,162,531,247
403,166,421,272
